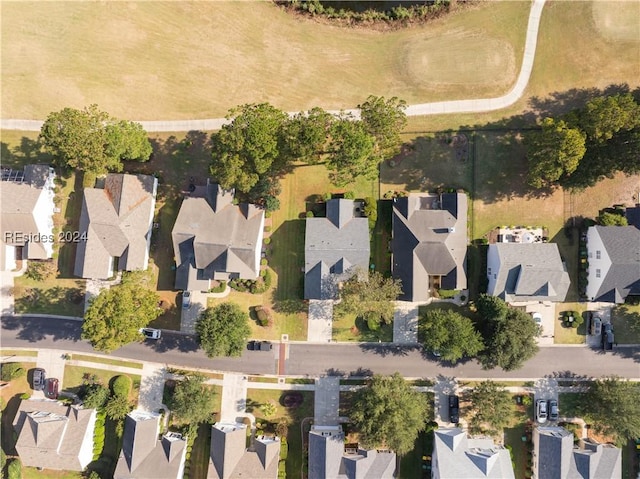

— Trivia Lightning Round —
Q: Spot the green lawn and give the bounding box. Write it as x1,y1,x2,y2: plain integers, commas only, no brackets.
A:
22,468,83,479
188,422,213,479
245,389,314,479
0,349,37,357
611,304,640,344
70,354,143,369
558,393,582,418
399,430,433,479
371,200,393,276
63,365,141,403
332,312,393,343
13,276,85,317
554,303,588,345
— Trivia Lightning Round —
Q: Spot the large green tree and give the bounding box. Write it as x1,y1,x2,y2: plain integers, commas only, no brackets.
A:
196,302,251,358
476,295,539,371
169,373,217,425
569,93,640,144
526,117,587,188
82,280,161,353
39,104,152,175
420,308,483,362
104,394,131,420
334,270,402,329
327,115,377,186
465,380,513,435
283,107,333,163
210,103,289,193
350,373,430,455
358,95,407,159
579,376,640,445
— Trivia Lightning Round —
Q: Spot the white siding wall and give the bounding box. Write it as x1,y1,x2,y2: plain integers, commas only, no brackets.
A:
586,228,612,301
3,245,16,271
77,410,97,470
31,184,56,258
254,212,265,280
142,178,159,271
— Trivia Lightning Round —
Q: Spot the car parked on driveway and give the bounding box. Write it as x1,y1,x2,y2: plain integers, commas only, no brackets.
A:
139,328,161,340
32,368,45,391
45,378,59,399
536,399,548,423
591,316,602,336
182,291,191,309
548,399,559,421
448,395,459,424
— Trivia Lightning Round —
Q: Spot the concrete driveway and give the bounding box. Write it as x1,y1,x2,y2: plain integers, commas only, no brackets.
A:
533,377,558,424
180,290,207,334
524,302,555,345
307,300,333,343
393,302,419,344
434,377,458,426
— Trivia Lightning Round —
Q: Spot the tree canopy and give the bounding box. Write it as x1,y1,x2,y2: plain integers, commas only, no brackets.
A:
283,107,333,163
196,302,251,357
465,380,513,435
327,115,377,186
525,117,586,188
39,104,152,175
358,95,407,159
350,373,431,455
579,376,640,445
598,210,628,226
476,295,539,371
334,270,402,329
419,308,483,362
82,279,161,353
168,373,217,425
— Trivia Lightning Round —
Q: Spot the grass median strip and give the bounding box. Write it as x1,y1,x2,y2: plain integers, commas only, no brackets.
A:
70,354,144,369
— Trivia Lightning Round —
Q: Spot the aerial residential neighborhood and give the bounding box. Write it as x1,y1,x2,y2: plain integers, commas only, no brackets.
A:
1,1,639,479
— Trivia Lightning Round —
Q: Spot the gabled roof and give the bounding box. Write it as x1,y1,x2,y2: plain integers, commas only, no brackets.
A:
432,428,514,479
308,426,396,479
535,427,621,479
207,422,280,479
588,226,640,302
625,204,640,229
172,183,264,290
115,411,187,479
392,193,468,301
487,243,570,302
12,400,96,471
304,199,370,300
74,173,157,279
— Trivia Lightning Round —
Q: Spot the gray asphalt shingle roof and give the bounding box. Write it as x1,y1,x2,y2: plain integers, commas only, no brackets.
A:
432,428,514,479
74,173,157,279
304,199,370,300
172,183,263,291
115,411,186,479
392,193,467,301
12,400,96,471
535,427,621,479
487,243,570,302
589,226,640,302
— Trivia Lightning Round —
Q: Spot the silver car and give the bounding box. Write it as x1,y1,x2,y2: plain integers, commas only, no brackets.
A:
32,368,45,391
536,399,548,423
548,399,559,421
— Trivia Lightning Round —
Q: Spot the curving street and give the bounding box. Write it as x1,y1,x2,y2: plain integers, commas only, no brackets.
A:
2,315,639,380
0,0,546,132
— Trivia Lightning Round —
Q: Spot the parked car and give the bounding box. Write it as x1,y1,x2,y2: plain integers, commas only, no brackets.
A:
602,330,614,351
139,328,161,340
591,317,602,336
45,378,59,399
247,341,273,351
448,395,460,424
536,399,548,423
182,291,191,309
548,399,559,421
532,312,543,324
32,368,45,391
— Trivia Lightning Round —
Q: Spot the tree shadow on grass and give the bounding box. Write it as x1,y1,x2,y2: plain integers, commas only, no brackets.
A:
268,220,305,302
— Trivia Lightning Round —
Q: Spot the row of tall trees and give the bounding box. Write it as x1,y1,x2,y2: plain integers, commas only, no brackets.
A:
39,104,153,175
210,96,407,209
420,295,540,371
525,93,640,189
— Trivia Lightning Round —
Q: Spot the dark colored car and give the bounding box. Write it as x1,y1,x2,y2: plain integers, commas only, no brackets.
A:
32,368,45,391
45,378,59,399
602,330,614,351
448,395,459,424
548,399,559,421
248,341,273,351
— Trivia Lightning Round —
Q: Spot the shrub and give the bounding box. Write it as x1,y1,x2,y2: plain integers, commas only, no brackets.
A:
437,289,459,299
261,402,277,418
265,211,272,218
255,306,273,327
282,392,304,408
25,260,57,282
276,420,289,437
264,226,272,233
1,363,25,381
343,191,355,199
111,375,132,397
261,258,268,266
572,315,584,329
7,458,21,479
264,237,272,245
82,383,110,409
305,211,314,218
363,197,377,230
263,269,273,289
209,281,227,293
20,393,30,400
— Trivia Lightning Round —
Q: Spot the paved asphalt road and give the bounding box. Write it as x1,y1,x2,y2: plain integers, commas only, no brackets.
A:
2,315,639,379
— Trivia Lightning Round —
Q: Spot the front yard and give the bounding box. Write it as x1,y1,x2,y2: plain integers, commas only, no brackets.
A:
332,312,393,343
553,303,587,344
610,303,640,344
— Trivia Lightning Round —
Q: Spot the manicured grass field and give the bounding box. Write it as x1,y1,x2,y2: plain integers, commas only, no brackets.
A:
63,365,141,403
22,468,83,479
71,354,144,369
1,2,530,120
245,389,314,479
13,276,85,317
610,304,640,345
554,303,587,345
0,349,37,357
332,312,394,343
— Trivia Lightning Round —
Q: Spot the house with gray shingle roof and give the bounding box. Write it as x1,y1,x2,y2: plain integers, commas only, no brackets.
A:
586,225,640,303
207,422,280,479
12,399,96,471
304,199,370,300
432,428,515,479
392,193,467,302
172,182,264,291
1,165,56,270
308,425,396,479
533,426,621,479
486,243,570,303
74,173,157,279
115,410,187,479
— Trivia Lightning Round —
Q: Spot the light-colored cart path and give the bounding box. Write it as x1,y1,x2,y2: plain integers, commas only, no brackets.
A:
0,0,546,132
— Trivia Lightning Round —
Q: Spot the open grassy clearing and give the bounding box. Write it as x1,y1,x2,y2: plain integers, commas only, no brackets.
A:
13,276,85,317
70,354,143,369
63,365,141,403
22,468,83,479
611,304,640,345
245,389,314,479
591,1,640,42
1,2,529,120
